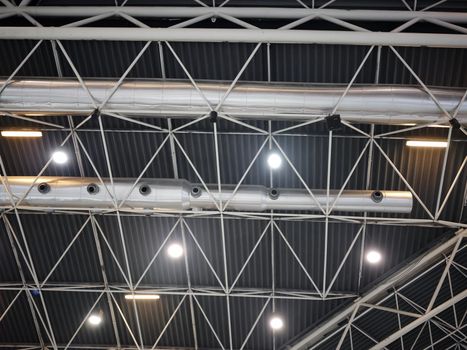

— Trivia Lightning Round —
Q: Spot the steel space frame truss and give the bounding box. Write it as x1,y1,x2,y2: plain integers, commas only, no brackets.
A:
1,0,467,47
0,1,466,350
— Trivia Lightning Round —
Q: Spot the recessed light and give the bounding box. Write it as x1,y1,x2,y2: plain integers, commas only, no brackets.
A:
124,294,160,300
88,313,102,326
167,243,183,259
1,130,42,138
52,150,68,164
269,315,284,330
366,250,382,264
267,153,282,169
406,140,448,148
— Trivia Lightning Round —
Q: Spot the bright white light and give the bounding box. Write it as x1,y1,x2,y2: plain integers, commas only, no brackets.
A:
1,130,42,138
125,294,160,300
401,123,449,129
88,314,102,326
427,124,450,128
366,250,382,264
167,243,183,258
406,140,448,148
52,150,68,164
269,315,284,330
267,153,282,169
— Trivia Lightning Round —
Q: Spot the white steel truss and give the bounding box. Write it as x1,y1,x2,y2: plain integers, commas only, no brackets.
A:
0,1,466,350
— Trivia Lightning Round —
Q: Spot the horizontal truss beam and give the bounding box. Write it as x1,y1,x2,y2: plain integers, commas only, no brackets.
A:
0,27,466,48
0,285,355,301
1,7,467,23
1,210,465,230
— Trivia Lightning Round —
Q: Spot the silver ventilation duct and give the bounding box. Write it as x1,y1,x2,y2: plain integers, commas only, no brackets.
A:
0,177,413,213
0,79,465,124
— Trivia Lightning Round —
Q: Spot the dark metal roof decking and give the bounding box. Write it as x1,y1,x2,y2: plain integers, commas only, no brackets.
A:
1,40,467,87
0,1,466,350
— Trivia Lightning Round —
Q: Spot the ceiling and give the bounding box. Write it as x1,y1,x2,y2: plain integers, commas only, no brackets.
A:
0,1,466,350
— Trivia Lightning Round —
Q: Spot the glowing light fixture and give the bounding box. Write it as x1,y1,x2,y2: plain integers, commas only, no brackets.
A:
267,152,282,169
406,140,448,148
366,250,382,264
427,124,450,128
52,150,68,164
167,243,183,258
269,315,284,330
125,294,160,300
1,130,42,138
88,313,102,326
400,124,449,128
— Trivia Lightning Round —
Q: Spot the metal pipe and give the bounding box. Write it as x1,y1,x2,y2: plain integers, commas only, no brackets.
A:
0,177,413,213
0,27,466,48
1,7,467,23
1,79,465,124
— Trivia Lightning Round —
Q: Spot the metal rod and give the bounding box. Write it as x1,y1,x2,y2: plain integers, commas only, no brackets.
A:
90,216,121,349
64,292,105,350
239,298,271,350
436,156,467,218
183,220,226,290
180,219,198,350
426,235,462,312
336,306,359,350
1,27,467,47
3,7,467,23
360,302,421,318
372,140,434,219
369,290,467,350
134,218,181,288
193,295,226,350
40,217,91,287
0,288,23,322
273,221,322,296
325,226,364,296
229,222,271,292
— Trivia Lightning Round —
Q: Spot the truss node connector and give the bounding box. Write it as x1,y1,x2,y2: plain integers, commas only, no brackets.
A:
325,114,342,131
449,118,461,129
91,108,101,119
210,110,218,123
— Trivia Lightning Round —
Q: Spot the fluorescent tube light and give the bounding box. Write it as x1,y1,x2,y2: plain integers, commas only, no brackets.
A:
406,140,448,148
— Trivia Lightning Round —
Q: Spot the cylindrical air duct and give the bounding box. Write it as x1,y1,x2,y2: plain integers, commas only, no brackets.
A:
0,177,413,213
0,79,465,124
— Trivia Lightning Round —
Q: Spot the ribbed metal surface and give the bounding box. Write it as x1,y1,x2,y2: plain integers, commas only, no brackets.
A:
95,215,186,286
1,40,467,87
28,0,467,11
0,118,465,348
1,7,466,349
0,291,39,344
0,223,22,282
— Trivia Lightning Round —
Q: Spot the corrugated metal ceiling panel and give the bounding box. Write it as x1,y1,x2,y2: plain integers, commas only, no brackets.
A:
1,6,466,349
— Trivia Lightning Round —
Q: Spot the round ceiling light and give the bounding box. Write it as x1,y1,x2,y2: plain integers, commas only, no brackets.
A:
88,313,102,326
267,153,282,170
269,315,284,330
167,243,184,259
52,150,68,164
366,250,382,264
